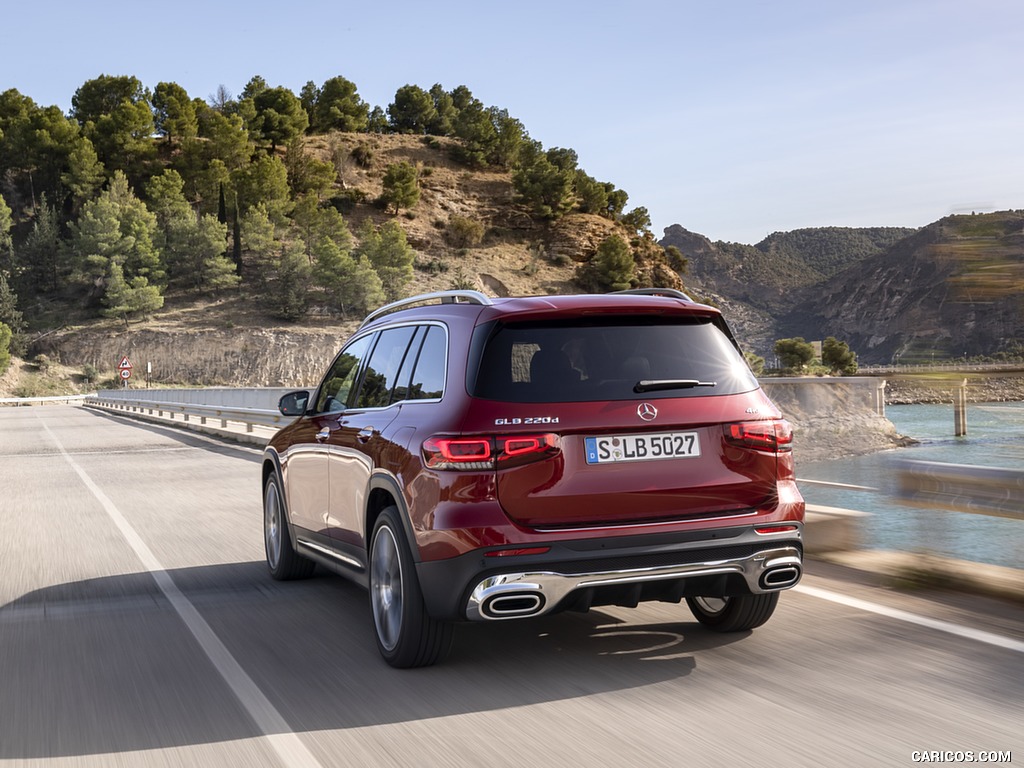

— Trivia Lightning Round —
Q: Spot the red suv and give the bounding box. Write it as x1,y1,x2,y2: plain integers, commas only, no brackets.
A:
262,289,804,667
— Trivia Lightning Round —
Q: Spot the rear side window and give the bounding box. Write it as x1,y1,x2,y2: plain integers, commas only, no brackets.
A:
471,317,757,403
408,325,446,400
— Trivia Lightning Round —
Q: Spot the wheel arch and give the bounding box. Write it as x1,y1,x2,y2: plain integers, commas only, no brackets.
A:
261,448,294,531
365,471,418,561
262,448,283,484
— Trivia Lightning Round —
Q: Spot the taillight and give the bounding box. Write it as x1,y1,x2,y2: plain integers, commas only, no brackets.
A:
496,434,559,468
724,420,793,453
423,434,560,471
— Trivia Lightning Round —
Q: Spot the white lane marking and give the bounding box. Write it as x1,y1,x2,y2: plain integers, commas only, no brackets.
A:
41,419,323,768
795,584,1024,653
796,478,878,491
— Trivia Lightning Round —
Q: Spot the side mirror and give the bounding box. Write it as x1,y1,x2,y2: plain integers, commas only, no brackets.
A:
278,390,310,416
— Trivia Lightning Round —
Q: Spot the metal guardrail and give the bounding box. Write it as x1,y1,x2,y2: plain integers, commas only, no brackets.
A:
0,394,92,406
859,363,1024,374
894,460,1024,522
85,393,296,435
800,463,1023,523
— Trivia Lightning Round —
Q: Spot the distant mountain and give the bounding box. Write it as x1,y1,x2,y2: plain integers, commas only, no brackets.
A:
780,212,1024,363
660,225,915,313
660,215,1024,364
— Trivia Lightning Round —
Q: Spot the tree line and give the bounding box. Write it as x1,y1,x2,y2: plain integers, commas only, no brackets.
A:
0,74,655,366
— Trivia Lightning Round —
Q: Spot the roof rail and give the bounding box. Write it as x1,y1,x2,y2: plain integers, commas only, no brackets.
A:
611,287,694,301
359,290,494,328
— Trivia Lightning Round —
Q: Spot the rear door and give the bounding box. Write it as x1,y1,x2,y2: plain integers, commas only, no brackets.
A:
325,325,420,550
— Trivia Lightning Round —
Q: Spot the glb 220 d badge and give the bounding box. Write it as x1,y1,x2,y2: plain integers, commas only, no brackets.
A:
495,416,560,425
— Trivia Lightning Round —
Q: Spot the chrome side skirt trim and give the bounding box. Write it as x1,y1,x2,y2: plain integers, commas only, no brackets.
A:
297,538,364,571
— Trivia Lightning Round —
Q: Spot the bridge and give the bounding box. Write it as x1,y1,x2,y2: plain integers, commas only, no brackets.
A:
0,398,1020,766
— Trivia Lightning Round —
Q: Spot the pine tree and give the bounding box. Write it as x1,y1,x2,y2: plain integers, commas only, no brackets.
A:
381,162,420,215
593,236,635,291
356,220,414,301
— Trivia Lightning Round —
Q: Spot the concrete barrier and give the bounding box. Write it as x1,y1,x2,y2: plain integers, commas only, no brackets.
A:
804,504,870,554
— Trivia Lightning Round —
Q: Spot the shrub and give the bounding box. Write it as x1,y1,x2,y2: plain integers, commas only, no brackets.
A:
329,188,368,214
449,268,477,290
446,215,485,249
351,143,374,168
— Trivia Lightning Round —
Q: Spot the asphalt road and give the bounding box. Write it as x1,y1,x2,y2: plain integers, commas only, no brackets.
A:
1,405,1020,767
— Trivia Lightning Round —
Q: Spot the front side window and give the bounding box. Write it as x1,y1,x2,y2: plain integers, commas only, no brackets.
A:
315,335,372,413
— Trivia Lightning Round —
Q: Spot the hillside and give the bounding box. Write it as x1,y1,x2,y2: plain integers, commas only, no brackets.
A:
657,224,918,357
10,133,683,389
660,215,1023,364
659,224,917,312
4,127,1021,386
779,212,1024,363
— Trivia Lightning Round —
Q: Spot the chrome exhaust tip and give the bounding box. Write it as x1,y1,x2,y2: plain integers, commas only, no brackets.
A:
759,565,801,590
483,592,545,618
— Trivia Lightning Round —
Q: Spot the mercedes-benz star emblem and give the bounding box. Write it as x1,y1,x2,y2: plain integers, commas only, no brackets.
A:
637,402,658,421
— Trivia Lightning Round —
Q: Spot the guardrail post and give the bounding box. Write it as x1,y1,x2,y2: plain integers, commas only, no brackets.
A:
954,380,967,437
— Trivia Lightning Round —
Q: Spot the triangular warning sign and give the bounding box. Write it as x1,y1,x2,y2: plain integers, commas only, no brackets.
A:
118,356,133,369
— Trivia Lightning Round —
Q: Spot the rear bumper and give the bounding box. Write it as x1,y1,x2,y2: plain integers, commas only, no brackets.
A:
466,545,801,620
415,524,803,621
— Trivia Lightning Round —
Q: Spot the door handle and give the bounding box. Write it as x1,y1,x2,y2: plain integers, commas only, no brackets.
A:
315,429,330,443
357,426,377,443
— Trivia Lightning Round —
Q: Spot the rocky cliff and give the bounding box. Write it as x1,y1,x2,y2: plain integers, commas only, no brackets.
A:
661,213,1024,364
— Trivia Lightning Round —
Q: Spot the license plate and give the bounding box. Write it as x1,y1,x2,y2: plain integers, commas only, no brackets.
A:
584,431,701,464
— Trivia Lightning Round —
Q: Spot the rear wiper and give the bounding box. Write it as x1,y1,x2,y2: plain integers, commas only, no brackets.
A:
633,379,718,393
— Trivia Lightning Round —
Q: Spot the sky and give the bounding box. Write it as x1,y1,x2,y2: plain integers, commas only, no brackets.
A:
2,0,1022,244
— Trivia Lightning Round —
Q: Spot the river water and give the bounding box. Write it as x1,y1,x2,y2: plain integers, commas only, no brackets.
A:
796,402,1024,568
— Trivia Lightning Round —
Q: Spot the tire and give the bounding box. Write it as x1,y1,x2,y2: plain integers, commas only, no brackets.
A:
369,506,453,668
264,473,315,580
686,593,779,632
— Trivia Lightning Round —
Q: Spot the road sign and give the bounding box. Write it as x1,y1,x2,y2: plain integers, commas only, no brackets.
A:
119,368,132,380
118,356,133,370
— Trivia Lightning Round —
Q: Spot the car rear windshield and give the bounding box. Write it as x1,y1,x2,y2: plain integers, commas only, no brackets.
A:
470,316,759,403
